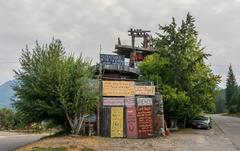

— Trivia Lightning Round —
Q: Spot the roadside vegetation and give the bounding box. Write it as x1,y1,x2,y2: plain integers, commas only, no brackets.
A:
0,108,59,132
215,65,240,116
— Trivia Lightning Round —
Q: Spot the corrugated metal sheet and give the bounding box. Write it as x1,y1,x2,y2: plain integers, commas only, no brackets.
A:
137,106,154,138
100,107,111,137
111,107,124,137
103,97,125,106
126,107,138,138
125,96,135,107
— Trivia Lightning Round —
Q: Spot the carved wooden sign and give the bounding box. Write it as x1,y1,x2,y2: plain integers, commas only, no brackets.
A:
111,107,124,137
125,96,135,107
103,97,124,106
135,86,155,96
126,107,138,138
137,106,154,138
102,80,135,96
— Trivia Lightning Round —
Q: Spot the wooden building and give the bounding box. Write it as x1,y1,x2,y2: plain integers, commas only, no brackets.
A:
97,28,164,138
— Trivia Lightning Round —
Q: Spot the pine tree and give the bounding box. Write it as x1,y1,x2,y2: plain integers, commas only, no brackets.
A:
225,64,238,113
139,13,220,125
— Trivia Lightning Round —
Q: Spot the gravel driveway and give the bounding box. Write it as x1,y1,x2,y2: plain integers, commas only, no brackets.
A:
16,117,239,151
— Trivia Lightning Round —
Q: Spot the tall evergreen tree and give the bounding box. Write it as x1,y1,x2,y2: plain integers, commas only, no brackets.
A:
215,88,226,113
139,13,220,126
225,64,238,113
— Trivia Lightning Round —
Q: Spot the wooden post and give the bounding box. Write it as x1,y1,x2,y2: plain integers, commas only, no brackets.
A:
97,45,102,136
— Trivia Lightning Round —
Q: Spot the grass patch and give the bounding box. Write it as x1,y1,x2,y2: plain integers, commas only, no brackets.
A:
31,146,67,151
222,112,240,118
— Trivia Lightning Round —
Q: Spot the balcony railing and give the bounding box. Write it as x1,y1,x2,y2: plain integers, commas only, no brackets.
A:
102,64,140,75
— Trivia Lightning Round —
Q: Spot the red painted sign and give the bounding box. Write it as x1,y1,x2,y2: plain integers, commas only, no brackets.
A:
137,106,154,138
125,96,135,107
126,107,138,138
135,53,144,61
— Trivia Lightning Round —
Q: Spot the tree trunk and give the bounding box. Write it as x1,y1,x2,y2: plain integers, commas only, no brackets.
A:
65,112,84,135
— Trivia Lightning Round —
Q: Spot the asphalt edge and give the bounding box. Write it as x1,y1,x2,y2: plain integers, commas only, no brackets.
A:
213,116,240,151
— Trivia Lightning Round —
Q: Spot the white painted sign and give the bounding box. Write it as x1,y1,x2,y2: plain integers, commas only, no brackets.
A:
137,98,152,106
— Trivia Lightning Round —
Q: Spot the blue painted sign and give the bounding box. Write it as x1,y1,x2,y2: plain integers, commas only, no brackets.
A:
100,54,125,66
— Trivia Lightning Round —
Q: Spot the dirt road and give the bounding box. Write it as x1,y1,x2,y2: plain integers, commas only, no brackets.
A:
0,131,46,151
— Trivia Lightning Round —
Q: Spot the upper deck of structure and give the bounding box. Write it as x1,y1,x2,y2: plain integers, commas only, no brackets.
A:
114,44,156,58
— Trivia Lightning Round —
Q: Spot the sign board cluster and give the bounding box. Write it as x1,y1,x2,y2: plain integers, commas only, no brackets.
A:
101,80,155,138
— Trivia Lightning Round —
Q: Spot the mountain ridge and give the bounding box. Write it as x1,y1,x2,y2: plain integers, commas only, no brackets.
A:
0,79,17,108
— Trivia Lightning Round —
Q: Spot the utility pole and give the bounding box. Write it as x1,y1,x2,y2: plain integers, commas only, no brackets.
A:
97,44,102,136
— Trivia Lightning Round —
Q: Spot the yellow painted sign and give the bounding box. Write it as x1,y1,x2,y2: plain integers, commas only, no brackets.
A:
111,107,124,137
102,80,135,96
135,86,155,96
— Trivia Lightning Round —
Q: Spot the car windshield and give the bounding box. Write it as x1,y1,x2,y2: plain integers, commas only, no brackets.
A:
194,116,208,121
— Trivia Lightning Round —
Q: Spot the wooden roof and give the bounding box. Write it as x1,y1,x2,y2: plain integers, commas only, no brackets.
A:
114,44,156,58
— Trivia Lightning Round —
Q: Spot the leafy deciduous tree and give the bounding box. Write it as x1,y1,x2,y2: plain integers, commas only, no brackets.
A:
13,39,99,134
0,108,15,130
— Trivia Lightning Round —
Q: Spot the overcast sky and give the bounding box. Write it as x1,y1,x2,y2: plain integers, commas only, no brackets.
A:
1,0,240,87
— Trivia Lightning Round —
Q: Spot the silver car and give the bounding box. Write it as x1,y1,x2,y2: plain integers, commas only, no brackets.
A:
191,116,212,129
